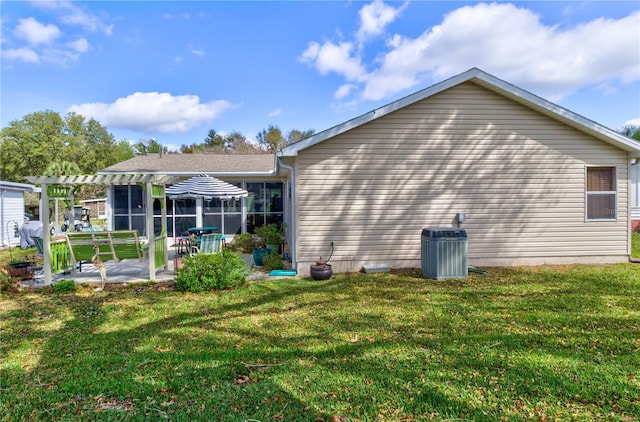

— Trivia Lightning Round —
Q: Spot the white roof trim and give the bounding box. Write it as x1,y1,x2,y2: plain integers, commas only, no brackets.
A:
97,170,277,177
0,181,37,192
280,68,640,157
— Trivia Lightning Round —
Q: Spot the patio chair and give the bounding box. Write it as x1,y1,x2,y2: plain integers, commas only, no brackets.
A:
191,233,224,255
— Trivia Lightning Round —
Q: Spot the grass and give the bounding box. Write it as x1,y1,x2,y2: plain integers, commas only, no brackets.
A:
1,263,639,421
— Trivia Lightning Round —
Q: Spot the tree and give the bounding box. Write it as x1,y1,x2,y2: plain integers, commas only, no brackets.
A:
204,129,226,149
256,125,286,152
287,128,315,144
43,161,82,176
0,110,121,183
621,125,640,141
180,143,205,154
181,130,266,154
225,131,263,154
113,140,135,162
255,126,315,152
65,112,123,173
133,138,169,155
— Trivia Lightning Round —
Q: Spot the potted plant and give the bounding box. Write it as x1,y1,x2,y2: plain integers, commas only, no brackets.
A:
228,233,261,269
4,259,33,281
250,235,270,268
262,251,285,272
255,223,285,255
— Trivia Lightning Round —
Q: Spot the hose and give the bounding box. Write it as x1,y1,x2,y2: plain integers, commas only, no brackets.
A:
326,241,334,264
468,267,488,275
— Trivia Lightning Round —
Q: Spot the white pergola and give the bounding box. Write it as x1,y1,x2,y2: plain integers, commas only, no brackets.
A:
25,174,180,285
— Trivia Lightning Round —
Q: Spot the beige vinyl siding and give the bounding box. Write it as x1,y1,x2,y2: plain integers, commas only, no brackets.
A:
294,82,629,271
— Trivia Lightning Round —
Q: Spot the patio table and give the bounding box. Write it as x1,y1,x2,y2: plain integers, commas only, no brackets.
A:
188,226,218,236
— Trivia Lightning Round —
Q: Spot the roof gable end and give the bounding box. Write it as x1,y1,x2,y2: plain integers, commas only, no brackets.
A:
280,68,640,157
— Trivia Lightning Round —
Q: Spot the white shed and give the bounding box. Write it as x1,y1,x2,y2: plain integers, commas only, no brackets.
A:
0,181,37,247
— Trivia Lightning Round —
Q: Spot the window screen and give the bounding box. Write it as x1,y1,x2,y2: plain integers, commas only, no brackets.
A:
586,167,616,220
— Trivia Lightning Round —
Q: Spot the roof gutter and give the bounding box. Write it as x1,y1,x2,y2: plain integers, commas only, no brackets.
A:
276,156,296,270
97,170,278,177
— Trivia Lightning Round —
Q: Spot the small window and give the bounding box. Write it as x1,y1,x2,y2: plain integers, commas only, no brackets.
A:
586,167,616,220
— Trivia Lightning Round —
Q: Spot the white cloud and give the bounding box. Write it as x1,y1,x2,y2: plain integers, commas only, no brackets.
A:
334,83,356,99
67,38,89,53
356,0,407,43
299,41,367,82
14,17,61,45
69,92,234,133
32,0,113,35
625,117,640,127
2,48,40,63
188,44,205,57
301,2,640,104
4,2,113,66
163,12,205,20
363,3,640,101
268,108,283,118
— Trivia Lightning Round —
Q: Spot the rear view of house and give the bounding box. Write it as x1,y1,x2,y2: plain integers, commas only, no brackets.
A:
279,68,640,274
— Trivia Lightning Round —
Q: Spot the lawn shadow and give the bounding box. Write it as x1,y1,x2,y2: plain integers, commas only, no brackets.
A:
3,267,639,420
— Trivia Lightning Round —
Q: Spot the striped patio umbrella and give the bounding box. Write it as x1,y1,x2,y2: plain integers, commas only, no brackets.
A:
166,174,248,200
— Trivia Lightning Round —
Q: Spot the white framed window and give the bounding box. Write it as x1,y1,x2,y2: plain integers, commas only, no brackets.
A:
586,167,617,221
113,185,146,234
246,182,283,233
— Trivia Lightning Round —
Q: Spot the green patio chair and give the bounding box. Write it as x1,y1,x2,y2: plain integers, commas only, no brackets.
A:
191,233,224,255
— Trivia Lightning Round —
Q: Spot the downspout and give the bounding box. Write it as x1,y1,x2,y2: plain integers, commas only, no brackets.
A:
277,157,296,270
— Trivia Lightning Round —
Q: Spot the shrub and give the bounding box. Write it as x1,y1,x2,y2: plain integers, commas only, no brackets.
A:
176,249,250,292
52,279,76,293
255,223,285,245
228,233,261,254
262,251,285,271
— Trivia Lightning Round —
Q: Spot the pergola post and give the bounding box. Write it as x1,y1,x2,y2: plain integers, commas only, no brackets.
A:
145,181,156,281
41,183,52,286
161,190,168,270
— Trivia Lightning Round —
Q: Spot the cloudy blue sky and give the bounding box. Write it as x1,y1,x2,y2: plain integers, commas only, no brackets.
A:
2,1,639,151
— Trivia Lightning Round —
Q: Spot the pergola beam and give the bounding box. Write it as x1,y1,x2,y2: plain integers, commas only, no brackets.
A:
26,174,178,186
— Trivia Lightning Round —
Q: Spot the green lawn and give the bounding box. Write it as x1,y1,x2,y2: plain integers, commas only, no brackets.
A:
1,264,639,421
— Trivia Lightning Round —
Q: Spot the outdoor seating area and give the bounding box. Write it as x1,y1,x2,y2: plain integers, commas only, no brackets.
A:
21,228,234,288
176,228,226,256
46,246,177,285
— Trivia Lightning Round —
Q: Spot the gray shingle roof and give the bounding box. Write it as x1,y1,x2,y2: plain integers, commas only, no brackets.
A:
99,153,276,176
